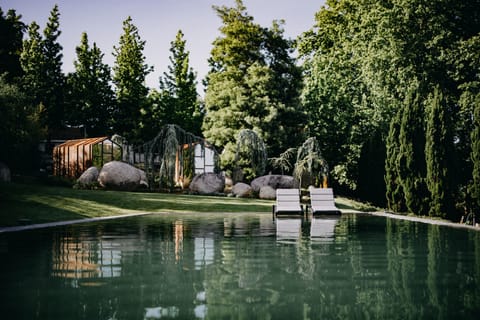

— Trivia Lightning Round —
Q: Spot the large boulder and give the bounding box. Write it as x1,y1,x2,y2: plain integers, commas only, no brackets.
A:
250,175,294,193
98,161,148,190
0,162,11,182
232,182,252,198
259,185,276,200
76,166,99,187
189,172,225,195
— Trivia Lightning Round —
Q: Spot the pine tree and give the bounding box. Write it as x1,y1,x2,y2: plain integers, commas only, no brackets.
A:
41,4,64,134
152,30,202,135
0,8,25,83
65,32,115,137
112,16,152,143
20,4,64,136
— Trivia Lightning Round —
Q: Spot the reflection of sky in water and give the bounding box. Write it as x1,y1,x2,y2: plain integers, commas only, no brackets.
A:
194,238,214,270
2,213,479,319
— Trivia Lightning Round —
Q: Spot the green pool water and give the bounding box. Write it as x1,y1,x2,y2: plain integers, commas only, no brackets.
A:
0,213,479,319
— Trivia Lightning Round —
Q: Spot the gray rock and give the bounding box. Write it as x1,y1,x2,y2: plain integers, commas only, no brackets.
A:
259,185,276,200
98,161,148,190
250,175,294,193
0,162,11,182
77,166,99,187
189,172,225,195
232,182,252,198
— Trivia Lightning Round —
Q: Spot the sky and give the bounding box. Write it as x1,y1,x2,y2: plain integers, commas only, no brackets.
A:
2,0,326,92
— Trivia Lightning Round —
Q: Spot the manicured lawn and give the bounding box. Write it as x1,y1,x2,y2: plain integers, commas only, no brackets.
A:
0,182,274,227
0,180,376,228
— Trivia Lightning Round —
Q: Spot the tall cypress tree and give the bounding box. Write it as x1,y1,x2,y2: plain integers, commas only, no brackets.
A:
112,16,152,143
471,92,480,212
425,86,453,218
398,84,429,216
385,109,406,212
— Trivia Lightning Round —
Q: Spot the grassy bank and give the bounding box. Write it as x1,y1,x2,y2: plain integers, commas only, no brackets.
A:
0,181,375,228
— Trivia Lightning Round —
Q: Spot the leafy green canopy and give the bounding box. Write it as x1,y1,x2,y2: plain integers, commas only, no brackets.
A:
299,0,480,218
203,0,305,176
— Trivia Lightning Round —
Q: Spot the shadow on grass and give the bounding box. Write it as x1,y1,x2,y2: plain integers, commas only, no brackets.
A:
1,182,273,227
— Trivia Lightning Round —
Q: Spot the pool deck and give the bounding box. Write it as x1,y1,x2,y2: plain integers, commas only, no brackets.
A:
366,211,480,231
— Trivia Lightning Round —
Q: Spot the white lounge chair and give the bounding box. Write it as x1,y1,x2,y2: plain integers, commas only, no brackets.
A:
272,188,304,217
308,187,340,215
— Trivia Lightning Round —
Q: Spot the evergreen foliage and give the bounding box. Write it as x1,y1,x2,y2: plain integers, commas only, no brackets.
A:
293,137,329,188
203,0,304,170
0,8,25,83
148,30,202,137
397,84,429,216
65,32,115,137
20,4,65,136
471,93,480,211
425,87,453,218
233,129,267,182
112,16,152,143
385,109,405,212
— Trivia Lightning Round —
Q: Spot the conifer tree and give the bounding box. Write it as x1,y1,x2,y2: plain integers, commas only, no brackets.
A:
471,92,480,211
65,32,115,136
425,86,454,218
20,4,64,136
150,30,202,136
385,109,406,212
41,4,64,133
112,16,152,143
398,84,429,216
0,8,25,83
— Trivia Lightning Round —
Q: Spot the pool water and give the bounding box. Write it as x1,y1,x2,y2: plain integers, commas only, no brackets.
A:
1,213,479,319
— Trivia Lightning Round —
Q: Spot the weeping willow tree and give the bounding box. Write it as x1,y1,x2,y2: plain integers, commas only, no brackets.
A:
233,129,267,182
140,124,218,191
293,137,329,188
269,148,296,175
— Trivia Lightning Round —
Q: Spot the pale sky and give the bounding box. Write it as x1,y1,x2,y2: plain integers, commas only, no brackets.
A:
2,0,325,92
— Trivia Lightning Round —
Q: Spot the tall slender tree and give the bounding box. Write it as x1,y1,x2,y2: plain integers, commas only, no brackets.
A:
149,30,202,136
20,4,64,136
112,16,152,143
65,32,115,137
0,8,25,83
397,84,429,216
471,92,480,212
41,4,64,134
425,86,453,218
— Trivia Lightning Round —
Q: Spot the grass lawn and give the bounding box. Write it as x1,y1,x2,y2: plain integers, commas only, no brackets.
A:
0,180,376,228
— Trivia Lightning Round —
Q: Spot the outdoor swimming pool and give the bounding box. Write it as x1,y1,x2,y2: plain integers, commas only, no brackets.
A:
1,213,479,319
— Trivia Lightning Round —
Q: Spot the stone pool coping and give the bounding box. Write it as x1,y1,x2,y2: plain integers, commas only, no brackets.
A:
366,211,480,231
0,212,154,234
1,210,478,233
